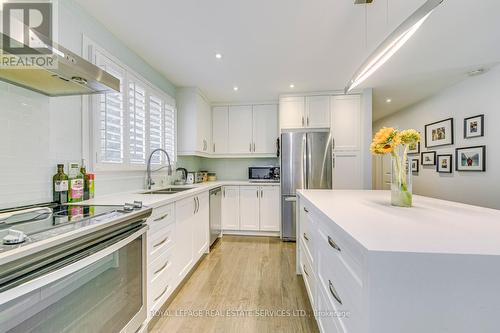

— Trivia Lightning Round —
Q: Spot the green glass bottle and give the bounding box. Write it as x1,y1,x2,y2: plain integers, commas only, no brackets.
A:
53,164,69,204
80,160,90,201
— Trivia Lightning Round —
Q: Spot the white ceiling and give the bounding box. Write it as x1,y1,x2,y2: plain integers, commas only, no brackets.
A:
75,0,500,120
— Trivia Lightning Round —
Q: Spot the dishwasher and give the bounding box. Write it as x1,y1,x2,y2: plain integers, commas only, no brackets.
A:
209,187,222,247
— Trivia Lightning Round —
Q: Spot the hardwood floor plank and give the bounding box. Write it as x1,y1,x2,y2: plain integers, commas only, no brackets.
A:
149,236,318,333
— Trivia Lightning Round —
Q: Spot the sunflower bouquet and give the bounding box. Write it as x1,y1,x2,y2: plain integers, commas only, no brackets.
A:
371,127,421,207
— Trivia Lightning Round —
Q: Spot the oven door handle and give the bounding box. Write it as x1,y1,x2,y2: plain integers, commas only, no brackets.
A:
0,226,147,306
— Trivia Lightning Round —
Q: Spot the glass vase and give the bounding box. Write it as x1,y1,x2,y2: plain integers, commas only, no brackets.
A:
391,151,413,207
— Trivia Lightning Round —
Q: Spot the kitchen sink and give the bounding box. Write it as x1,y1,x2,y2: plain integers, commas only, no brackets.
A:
141,187,195,195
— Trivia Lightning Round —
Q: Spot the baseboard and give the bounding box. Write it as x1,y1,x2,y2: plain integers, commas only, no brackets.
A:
222,230,280,237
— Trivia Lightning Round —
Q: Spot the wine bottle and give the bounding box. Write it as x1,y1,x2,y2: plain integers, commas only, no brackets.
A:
53,164,68,204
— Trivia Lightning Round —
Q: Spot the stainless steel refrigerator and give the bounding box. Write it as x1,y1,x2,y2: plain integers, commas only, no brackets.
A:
281,131,332,241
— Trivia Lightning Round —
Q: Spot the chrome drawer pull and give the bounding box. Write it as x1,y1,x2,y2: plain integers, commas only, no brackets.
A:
154,285,169,302
303,233,309,241
328,236,341,252
153,237,169,248
303,265,309,277
153,213,169,222
154,261,169,276
328,280,343,305
303,207,309,213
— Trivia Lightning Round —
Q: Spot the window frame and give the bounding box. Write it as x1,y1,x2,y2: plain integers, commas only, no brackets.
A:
83,36,176,172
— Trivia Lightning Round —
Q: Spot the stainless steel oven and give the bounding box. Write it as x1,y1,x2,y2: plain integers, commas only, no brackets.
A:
0,221,148,333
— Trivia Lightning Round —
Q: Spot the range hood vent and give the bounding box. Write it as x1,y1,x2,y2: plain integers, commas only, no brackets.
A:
0,30,120,97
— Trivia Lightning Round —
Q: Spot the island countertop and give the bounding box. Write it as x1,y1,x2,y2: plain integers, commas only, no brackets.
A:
297,190,500,256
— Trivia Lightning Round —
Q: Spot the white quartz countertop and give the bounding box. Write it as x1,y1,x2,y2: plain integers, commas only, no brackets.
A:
79,181,279,208
297,190,500,256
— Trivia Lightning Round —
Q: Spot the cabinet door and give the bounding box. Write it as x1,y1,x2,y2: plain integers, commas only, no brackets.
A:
259,186,280,231
306,96,330,128
239,186,260,231
175,196,195,278
193,193,209,258
222,186,240,230
212,106,229,154
252,104,278,154
333,152,362,189
228,105,253,153
198,94,212,152
279,97,305,129
331,95,361,151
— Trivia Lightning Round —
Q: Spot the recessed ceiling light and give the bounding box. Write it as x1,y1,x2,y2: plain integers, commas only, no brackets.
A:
215,53,222,59
386,98,392,103
233,86,239,91
467,68,486,77
289,84,295,88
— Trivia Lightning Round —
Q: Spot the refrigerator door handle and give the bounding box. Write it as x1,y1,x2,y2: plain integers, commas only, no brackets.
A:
302,134,307,189
284,196,296,202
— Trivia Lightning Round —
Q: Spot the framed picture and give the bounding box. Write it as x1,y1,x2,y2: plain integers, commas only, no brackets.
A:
464,114,484,139
421,151,436,166
425,118,454,148
408,141,420,154
436,154,453,173
456,146,486,172
411,157,419,173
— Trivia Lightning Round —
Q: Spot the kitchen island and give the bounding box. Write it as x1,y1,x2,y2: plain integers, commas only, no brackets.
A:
296,190,500,333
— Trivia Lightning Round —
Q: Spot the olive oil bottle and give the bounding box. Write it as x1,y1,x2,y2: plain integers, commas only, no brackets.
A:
53,164,69,204
68,163,84,202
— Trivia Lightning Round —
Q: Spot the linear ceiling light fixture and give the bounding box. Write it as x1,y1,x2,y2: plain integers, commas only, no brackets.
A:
345,0,444,93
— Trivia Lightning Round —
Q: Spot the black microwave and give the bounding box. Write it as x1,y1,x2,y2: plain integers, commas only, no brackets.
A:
248,166,280,183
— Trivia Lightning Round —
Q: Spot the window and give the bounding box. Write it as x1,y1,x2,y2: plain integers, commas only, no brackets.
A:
90,44,176,170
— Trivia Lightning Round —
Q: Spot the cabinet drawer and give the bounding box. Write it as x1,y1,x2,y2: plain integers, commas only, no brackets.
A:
300,204,316,264
316,282,344,333
149,247,175,284
150,270,174,312
148,204,174,234
148,222,175,262
300,247,316,309
314,210,364,287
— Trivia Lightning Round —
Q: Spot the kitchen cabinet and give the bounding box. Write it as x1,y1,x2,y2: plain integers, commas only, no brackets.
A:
259,186,280,231
193,193,209,258
177,88,212,156
221,185,280,233
279,95,330,129
252,104,278,154
279,96,305,129
222,186,240,230
175,196,195,278
331,95,363,190
228,105,253,154
239,186,260,231
212,106,229,154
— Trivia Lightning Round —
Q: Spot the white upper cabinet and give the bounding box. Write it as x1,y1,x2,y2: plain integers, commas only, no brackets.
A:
331,95,361,151
176,88,212,156
212,106,229,154
259,186,280,231
279,96,305,129
228,105,253,154
280,95,330,129
239,186,260,231
305,96,330,128
252,104,278,154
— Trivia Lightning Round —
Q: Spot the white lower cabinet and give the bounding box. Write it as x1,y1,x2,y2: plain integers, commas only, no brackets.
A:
193,193,209,257
221,185,280,233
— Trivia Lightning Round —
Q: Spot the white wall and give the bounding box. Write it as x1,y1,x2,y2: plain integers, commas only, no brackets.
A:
0,0,177,209
373,66,500,209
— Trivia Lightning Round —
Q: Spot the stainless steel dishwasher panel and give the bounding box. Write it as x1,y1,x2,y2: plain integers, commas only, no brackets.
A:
209,187,222,247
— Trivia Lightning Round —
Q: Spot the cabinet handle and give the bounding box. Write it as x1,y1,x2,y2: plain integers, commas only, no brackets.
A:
256,190,259,198
303,265,309,277
327,236,341,252
194,197,197,214
261,189,263,197
223,188,226,197
153,213,169,222
153,236,169,248
328,279,343,305
302,116,305,127
303,232,309,241
154,285,169,302
307,117,309,126
249,143,252,152
154,260,169,276
332,153,336,169
213,143,215,152
303,207,309,213
253,142,256,152
196,197,199,213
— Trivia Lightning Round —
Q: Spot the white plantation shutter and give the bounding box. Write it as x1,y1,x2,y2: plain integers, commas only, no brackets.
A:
164,103,176,162
95,51,125,163
128,80,146,164
90,42,176,169
149,95,163,164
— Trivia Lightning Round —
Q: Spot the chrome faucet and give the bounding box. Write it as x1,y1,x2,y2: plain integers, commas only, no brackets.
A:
146,148,173,190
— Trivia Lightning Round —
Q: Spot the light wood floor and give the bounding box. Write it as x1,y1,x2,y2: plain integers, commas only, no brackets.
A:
149,236,319,333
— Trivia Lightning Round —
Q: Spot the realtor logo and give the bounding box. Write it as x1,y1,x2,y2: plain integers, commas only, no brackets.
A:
1,1,57,68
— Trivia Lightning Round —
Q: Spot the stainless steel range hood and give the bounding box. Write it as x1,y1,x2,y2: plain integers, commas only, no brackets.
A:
0,30,120,97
